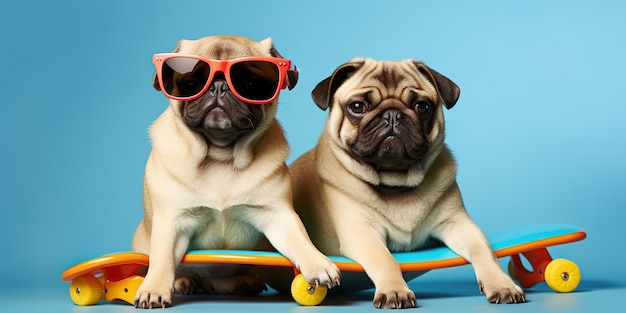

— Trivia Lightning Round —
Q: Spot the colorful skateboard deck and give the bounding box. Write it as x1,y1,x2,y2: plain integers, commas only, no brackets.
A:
62,224,586,306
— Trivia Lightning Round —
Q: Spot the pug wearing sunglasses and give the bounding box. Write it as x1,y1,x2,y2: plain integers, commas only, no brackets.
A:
131,35,340,308
286,58,525,308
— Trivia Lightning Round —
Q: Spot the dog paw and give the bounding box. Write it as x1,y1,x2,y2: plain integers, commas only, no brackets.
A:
201,275,267,295
479,277,526,304
174,276,198,295
299,258,342,288
373,287,417,309
134,285,173,309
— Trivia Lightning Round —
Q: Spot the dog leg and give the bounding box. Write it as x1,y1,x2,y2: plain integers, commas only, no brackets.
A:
259,208,341,288
435,218,526,304
134,213,190,309
338,223,417,309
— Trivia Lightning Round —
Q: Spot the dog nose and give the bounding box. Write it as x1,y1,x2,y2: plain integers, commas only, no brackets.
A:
382,109,404,127
209,77,229,98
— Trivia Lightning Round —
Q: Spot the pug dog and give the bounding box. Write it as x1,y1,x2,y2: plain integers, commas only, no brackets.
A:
131,35,340,309
289,58,526,308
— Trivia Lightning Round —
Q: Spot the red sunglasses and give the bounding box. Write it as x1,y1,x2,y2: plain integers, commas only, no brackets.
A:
153,53,297,105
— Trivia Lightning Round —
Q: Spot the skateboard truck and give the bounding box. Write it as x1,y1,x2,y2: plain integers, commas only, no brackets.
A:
508,249,581,293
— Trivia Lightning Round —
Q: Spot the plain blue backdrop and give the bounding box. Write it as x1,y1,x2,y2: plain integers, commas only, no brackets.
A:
1,0,625,312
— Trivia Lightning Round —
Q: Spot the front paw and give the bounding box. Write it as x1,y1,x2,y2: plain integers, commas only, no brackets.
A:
479,276,526,304
373,286,417,309
299,257,341,288
134,284,173,309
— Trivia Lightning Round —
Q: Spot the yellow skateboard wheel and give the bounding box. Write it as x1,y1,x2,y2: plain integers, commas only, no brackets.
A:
290,274,328,306
70,275,103,306
544,258,581,293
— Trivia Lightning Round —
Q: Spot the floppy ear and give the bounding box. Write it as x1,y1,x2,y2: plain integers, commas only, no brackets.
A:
263,37,299,90
412,61,460,109
311,60,364,111
152,40,184,91
152,72,161,91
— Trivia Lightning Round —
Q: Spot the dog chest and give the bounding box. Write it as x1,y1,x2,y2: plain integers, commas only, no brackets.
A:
367,195,445,251
179,205,263,250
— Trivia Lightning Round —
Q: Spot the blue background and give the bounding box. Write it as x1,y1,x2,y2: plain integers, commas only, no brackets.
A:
1,0,624,312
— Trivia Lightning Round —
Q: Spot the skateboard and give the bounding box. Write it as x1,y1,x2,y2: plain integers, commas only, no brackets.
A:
61,224,586,306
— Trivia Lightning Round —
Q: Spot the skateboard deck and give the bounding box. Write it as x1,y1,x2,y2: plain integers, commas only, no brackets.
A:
62,223,586,306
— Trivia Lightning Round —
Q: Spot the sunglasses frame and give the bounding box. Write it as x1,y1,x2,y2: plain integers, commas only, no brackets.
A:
153,53,297,105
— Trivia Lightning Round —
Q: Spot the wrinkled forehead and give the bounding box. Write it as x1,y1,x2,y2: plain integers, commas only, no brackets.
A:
176,37,271,60
349,59,438,101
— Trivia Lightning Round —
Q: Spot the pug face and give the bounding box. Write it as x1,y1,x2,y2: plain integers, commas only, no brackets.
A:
153,36,296,147
178,80,265,146
312,58,460,187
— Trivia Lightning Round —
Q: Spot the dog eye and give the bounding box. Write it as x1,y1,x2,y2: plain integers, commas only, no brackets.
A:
348,102,367,115
415,101,431,114
179,77,203,94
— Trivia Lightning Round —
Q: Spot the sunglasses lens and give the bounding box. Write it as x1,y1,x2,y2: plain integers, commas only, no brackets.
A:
161,57,210,98
230,61,280,101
